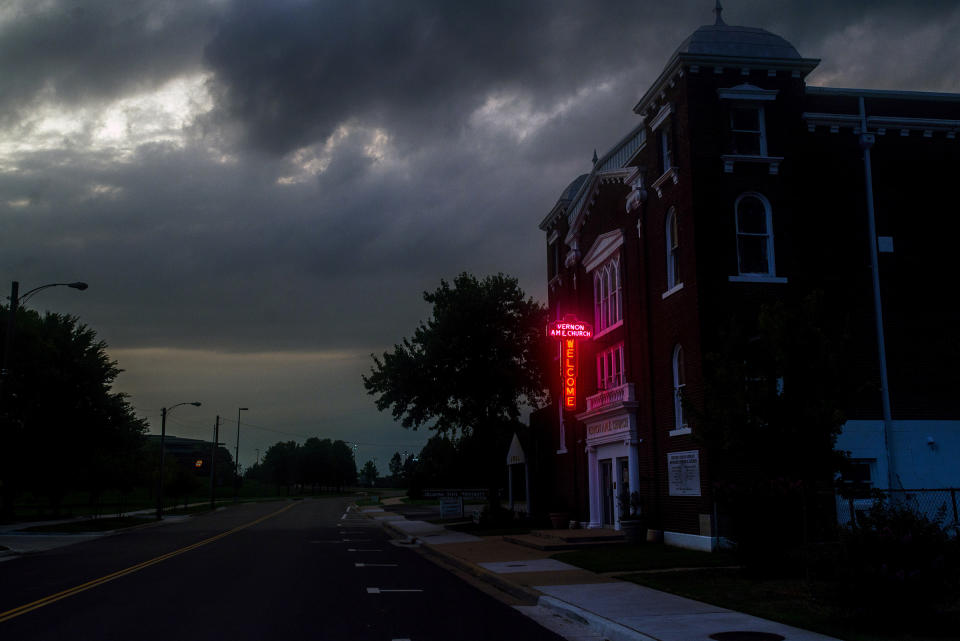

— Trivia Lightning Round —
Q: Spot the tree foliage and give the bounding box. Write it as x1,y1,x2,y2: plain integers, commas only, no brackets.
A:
362,273,548,437
247,437,357,492
692,290,850,568
361,459,378,487
0,308,147,518
695,290,849,490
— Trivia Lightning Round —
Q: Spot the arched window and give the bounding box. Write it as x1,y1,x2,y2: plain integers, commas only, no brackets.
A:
672,344,686,431
735,193,775,276
592,258,622,333
665,208,680,290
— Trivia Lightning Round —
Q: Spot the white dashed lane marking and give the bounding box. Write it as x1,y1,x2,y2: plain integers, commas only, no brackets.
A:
366,588,423,594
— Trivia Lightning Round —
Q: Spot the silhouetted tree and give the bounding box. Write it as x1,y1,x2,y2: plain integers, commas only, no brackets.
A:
0,308,147,519
363,273,547,501
388,452,403,484
693,290,850,570
361,460,378,487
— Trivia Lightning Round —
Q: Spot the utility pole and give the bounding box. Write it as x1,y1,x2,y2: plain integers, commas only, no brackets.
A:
156,407,168,520
156,401,201,520
234,407,248,503
210,415,219,511
1,282,19,388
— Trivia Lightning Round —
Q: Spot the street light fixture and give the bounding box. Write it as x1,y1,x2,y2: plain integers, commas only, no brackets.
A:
156,401,202,520
234,407,248,503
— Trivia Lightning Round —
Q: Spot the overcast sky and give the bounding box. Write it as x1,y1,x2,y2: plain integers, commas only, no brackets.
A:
2,0,958,472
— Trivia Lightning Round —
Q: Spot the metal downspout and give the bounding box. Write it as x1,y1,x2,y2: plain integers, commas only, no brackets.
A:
859,96,897,490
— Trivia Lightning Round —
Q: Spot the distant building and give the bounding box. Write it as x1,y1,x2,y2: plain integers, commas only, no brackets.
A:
532,8,960,550
146,435,232,478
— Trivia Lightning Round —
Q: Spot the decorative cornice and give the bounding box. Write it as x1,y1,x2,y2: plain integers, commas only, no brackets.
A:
649,103,674,131
803,112,960,138
632,52,818,116
717,83,779,101
582,229,625,273
564,169,634,247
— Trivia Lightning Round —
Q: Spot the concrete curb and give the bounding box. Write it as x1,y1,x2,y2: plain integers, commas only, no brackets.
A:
419,541,543,605
538,596,659,641
377,518,542,605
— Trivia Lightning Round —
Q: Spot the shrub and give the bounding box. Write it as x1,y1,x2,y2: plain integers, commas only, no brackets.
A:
828,499,960,624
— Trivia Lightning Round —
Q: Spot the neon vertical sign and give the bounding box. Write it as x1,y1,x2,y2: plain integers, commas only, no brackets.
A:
563,338,577,409
547,315,592,411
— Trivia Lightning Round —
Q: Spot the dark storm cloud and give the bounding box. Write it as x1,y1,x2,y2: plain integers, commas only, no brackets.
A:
202,0,699,155
3,1,959,461
0,1,220,125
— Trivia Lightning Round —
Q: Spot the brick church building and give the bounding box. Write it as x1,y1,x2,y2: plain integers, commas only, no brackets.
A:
530,7,960,550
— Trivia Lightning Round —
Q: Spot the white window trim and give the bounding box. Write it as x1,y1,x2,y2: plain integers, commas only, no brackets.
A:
596,343,626,391
649,103,674,131
661,282,685,299
592,257,623,333
665,208,681,291
729,104,768,156
734,192,778,278
582,229,624,273
718,83,779,101
729,275,788,284
671,344,688,434
594,319,624,340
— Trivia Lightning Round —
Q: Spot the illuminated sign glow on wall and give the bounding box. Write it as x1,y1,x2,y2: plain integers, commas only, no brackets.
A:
547,315,592,411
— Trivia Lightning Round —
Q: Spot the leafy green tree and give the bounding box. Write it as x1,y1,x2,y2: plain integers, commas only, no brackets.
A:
388,452,403,483
299,437,331,492
363,273,547,498
361,460,378,487
0,308,147,518
260,441,299,494
329,440,357,490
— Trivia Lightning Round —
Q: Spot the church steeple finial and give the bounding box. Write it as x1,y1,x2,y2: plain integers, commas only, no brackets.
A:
714,0,726,26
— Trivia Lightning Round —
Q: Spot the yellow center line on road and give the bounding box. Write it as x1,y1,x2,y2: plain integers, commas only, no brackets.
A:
0,502,297,624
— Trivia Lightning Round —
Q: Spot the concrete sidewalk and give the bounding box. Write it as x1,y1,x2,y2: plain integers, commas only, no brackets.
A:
0,506,197,558
363,506,840,641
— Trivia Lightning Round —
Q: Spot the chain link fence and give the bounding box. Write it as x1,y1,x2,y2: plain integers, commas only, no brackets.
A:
836,488,960,531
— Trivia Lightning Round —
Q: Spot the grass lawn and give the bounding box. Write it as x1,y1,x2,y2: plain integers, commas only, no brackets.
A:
622,568,960,641
20,516,156,533
552,542,738,573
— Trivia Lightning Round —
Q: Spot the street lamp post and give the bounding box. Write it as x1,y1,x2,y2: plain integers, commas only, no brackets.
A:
234,407,248,503
156,401,202,520
210,415,220,511
2,280,88,398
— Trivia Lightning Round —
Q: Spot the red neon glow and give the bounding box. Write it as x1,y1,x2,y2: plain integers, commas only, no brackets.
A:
563,339,577,409
549,315,589,411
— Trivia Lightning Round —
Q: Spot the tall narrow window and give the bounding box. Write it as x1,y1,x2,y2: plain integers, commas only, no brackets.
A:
735,193,775,276
597,343,625,390
547,239,559,280
672,345,686,430
665,208,680,290
729,106,766,156
659,124,673,174
593,257,622,333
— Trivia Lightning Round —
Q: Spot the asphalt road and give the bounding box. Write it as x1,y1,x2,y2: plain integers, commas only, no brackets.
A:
0,498,564,641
